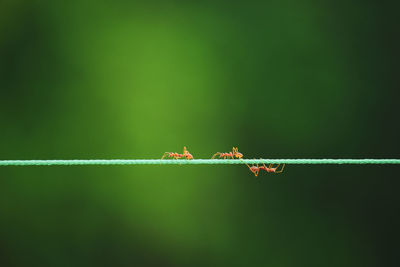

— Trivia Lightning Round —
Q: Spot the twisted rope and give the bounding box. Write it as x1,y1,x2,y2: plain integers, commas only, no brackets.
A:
0,159,399,166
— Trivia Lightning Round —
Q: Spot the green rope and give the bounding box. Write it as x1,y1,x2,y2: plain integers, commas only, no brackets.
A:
0,159,400,166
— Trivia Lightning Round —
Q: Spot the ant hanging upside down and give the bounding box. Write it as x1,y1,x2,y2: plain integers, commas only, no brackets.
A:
212,147,243,159
245,163,285,177
161,146,194,160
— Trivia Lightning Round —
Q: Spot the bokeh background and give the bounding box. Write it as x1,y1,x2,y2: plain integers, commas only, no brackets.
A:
1,0,399,266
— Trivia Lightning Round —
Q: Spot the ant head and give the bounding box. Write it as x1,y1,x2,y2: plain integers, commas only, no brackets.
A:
235,152,243,159
250,166,259,176
186,154,194,159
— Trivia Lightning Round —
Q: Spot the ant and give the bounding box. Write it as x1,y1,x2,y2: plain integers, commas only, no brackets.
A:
212,147,243,159
245,162,285,177
161,146,194,160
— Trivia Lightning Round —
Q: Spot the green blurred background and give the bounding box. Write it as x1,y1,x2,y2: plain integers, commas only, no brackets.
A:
1,0,399,266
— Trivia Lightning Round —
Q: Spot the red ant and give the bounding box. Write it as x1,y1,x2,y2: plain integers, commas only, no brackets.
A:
212,147,243,159
161,146,193,160
245,163,285,177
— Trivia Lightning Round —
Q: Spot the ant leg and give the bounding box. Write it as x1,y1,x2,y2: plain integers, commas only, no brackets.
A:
276,164,285,173
212,152,221,159
212,152,222,159
274,164,280,173
161,152,169,160
255,161,260,177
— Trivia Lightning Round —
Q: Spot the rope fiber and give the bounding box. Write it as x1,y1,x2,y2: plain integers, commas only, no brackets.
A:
1,159,400,166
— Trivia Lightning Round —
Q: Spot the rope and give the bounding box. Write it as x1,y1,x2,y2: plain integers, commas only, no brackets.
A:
0,159,400,166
